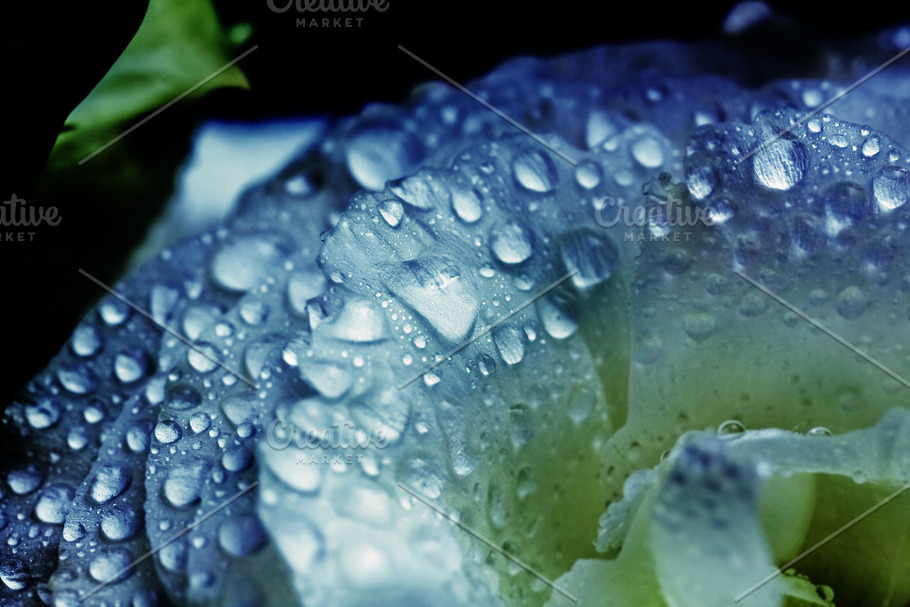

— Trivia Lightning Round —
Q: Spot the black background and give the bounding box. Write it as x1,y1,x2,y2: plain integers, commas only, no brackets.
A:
1,0,907,408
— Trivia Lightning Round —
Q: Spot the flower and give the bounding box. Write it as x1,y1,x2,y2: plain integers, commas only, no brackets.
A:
3,16,910,607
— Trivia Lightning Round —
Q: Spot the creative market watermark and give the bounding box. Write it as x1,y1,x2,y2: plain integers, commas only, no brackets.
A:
265,418,391,455
267,0,389,29
1,193,62,242
594,194,717,243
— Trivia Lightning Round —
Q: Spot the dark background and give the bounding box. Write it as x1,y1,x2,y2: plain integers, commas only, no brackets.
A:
0,0,907,407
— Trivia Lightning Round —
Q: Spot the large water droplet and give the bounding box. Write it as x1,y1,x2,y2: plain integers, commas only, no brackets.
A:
451,186,483,223
824,181,870,222
34,483,74,524
154,420,182,444
320,298,389,343
631,135,664,168
8,467,42,495
835,285,867,319
89,466,131,504
167,384,203,411
287,270,327,316
493,325,525,365
537,295,577,339
101,506,140,541
300,360,353,400
560,230,619,288
575,160,602,189
114,350,147,383
873,165,910,211
490,221,534,265
56,364,98,395
89,549,132,583
210,235,284,292
752,136,808,191
346,127,422,191
163,460,208,508
380,255,479,343
218,515,267,557
71,325,102,357
187,342,220,373
25,397,61,429
389,172,449,211
512,148,558,192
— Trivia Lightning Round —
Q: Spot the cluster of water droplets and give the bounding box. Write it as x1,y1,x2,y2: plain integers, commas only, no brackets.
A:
3,17,910,607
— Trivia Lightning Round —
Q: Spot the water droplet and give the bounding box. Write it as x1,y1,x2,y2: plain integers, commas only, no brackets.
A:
512,148,558,192
537,295,577,339
7,467,42,495
450,185,483,223
631,135,664,168
560,229,618,288
718,420,745,435
0,560,26,590
154,420,182,444
789,214,827,254
101,506,140,541
752,136,808,191
210,235,284,292
389,172,449,211
828,133,849,148
517,468,538,498
575,160,602,189
287,270,327,316
67,426,90,450
219,515,267,557
346,127,422,191
493,325,525,365
490,221,534,265
222,447,252,472
807,427,832,437
378,198,404,227
686,165,718,200
807,118,822,133
89,466,130,504
167,384,203,411
299,361,353,400
824,181,870,222
835,285,866,319
683,312,716,342
126,424,151,453
99,297,130,326
63,521,86,542
89,549,132,583
56,364,98,395
189,412,211,434
187,343,220,373
586,110,618,148
25,397,60,429
239,299,271,326
380,255,479,343
150,285,179,325
114,350,147,383
34,483,74,524
873,165,910,212
862,136,881,157
163,460,208,508
71,325,102,357
320,298,389,343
